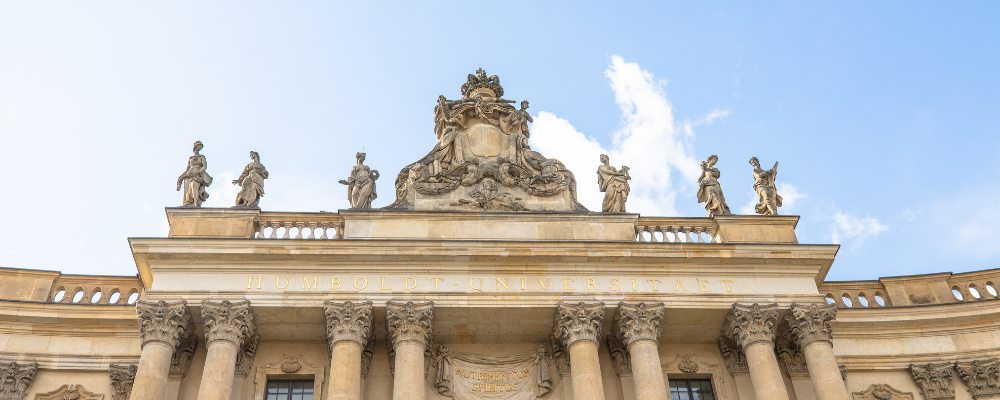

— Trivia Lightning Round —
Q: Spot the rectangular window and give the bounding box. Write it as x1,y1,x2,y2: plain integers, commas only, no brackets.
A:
265,380,314,400
669,379,715,400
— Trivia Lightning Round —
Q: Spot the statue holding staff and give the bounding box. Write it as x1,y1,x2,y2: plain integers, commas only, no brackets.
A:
750,156,782,215
176,141,213,207
697,155,731,217
339,152,380,209
597,154,631,213
233,151,268,208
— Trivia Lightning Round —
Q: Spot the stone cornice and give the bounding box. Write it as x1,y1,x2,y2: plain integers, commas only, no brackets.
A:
136,300,193,349
201,300,256,347
553,302,605,347
324,300,373,346
786,303,836,347
723,303,778,349
612,302,664,347
386,301,434,348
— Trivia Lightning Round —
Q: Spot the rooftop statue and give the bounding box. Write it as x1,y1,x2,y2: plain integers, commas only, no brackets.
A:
339,152,379,209
750,157,781,215
385,69,587,212
176,141,213,207
597,154,630,213
233,151,268,208
697,155,731,217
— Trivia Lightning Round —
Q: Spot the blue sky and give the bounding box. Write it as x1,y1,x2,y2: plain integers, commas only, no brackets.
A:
1,2,998,280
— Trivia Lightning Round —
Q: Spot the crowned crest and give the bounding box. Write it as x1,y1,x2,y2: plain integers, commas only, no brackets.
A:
460,68,504,98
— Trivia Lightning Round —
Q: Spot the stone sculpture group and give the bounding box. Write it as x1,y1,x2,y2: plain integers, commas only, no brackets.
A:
173,69,784,216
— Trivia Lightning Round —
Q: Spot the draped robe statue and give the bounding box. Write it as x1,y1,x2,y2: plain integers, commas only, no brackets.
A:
597,154,630,213
233,151,268,208
339,152,380,209
176,141,213,207
697,155,731,217
750,157,781,215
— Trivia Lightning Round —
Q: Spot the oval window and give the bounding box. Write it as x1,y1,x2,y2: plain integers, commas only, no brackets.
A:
874,293,886,307
127,292,139,304
53,289,66,302
841,295,853,308
90,291,102,304
108,291,121,304
72,290,85,303
952,287,965,301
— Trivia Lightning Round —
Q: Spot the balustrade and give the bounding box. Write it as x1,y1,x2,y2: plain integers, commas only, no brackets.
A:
634,218,717,243
255,213,344,240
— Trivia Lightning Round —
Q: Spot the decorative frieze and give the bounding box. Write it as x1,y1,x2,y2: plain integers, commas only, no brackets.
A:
34,385,103,400
0,362,38,400
553,302,605,347
169,334,198,376
612,302,664,347
386,301,434,347
607,334,632,377
955,358,1000,398
201,300,256,347
109,364,137,400
723,303,778,349
909,362,956,400
785,303,836,347
136,300,194,349
718,337,749,376
324,300,374,346
853,384,914,400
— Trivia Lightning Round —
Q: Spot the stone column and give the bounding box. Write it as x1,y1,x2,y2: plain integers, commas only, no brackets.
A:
723,303,789,400
612,303,667,400
786,303,851,400
196,300,256,400
324,301,374,400
386,301,434,400
132,300,194,400
553,302,606,400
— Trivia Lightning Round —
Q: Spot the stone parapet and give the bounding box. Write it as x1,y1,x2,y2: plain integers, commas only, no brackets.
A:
165,207,260,238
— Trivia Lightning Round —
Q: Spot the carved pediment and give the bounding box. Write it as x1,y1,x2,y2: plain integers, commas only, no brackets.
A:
34,385,103,400
853,384,913,400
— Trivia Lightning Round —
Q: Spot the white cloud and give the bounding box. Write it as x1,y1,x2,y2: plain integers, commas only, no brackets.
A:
203,171,239,208
142,203,152,213
531,55,712,215
830,212,888,245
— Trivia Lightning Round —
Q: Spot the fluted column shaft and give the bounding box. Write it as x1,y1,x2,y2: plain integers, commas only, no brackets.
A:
554,302,607,400
325,301,374,400
132,300,193,400
724,303,790,400
787,303,850,400
386,301,434,400
196,300,256,400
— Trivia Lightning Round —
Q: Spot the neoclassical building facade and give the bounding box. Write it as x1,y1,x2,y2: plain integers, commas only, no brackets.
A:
2,71,999,400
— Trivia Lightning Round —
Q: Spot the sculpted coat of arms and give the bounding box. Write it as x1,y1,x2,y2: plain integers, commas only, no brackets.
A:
385,69,588,212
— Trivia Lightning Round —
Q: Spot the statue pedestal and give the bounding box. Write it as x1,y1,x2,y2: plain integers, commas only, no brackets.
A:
408,184,581,212
341,210,638,241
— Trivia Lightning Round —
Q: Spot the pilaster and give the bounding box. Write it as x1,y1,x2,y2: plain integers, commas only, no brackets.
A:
0,362,38,400
110,364,138,400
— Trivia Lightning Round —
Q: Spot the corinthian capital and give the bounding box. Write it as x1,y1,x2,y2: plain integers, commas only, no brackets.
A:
612,302,665,347
201,300,256,347
553,302,605,348
909,362,956,400
785,303,836,347
723,303,778,349
324,300,374,346
109,364,137,400
136,300,193,349
386,301,434,348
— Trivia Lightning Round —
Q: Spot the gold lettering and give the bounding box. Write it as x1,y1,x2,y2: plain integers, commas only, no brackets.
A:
247,276,263,290
610,278,620,291
647,279,661,291
586,279,598,290
331,277,341,290
631,278,637,291
564,279,575,290
430,277,443,290
720,279,733,292
276,277,290,289
496,277,509,290
520,277,526,291
470,278,483,291
674,280,687,292
354,277,368,290
513,384,518,391
380,277,392,290
473,384,478,391
404,277,416,290
302,277,318,290
698,279,711,292
538,278,550,290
